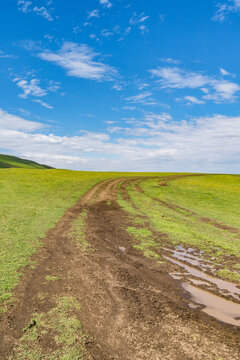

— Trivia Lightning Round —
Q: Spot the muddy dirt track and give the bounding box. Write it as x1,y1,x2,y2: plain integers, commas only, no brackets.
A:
0,177,240,359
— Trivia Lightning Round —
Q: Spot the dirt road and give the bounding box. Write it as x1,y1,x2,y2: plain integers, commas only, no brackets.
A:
0,177,240,359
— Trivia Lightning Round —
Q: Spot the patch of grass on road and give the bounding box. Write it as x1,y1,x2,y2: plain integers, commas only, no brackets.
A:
13,296,87,360
71,210,90,251
128,226,162,261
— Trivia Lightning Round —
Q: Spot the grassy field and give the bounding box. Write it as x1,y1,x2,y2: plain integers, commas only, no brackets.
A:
118,174,240,280
1,168,240,359
1,168,240,310
0,168,159,308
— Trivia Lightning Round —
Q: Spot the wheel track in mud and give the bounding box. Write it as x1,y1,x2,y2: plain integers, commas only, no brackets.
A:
0,176,240,359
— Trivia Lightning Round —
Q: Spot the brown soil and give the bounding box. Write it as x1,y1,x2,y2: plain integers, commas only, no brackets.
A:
0,177,240,359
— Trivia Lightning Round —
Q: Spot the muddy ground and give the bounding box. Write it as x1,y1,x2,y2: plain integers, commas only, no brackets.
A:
0,177,240,359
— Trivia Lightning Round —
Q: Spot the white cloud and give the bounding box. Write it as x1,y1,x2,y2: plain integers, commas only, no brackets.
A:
0,50,17,59
213,0,240,21
220,67,230,76
17,0,53,21
47,80,61,92
38,42,117,81
0,108,43,131
1,108,240,172
101,29,114,37
125,92,152,102
160,58,181,65
139,25,148,34
33,99,53,109
151,67,208,89
202,80,240,102
150,66,240,103
13,78,47,98
99,0,112,8
183,96,205,104
129,12,149,33
88,9,99,19
17,0,32,13
32,6,53,21
130,12,149,25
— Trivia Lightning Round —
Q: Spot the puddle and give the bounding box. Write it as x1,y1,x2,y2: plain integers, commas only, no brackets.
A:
165,256,240,300
162,246,215,271
182,283,240,327
165,248,240,327
189,279,211,287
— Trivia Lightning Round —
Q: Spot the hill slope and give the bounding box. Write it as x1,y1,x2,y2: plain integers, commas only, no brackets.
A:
0,154,53,169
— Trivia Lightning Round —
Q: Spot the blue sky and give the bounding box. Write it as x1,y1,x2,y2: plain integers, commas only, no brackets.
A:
1,0,240,172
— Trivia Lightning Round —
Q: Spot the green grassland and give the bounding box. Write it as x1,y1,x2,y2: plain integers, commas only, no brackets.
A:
0,154,53,169
0,168,159,308
1,167,240,312
118,174,240,278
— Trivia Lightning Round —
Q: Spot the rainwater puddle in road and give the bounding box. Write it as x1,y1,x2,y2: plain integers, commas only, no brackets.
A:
162,246,216,271
182,283,240,327
165,255,240,300
163,246,240,326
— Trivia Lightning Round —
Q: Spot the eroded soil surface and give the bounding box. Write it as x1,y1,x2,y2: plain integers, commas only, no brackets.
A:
0,177,240,359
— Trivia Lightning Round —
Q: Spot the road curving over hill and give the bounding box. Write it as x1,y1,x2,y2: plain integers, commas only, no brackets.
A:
0,176,240,359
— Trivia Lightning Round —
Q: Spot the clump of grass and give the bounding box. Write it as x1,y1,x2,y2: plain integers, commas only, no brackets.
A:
71,210,90,251
45,275,60,282
217,269,240,283
127,226,163,261
13,296,87,360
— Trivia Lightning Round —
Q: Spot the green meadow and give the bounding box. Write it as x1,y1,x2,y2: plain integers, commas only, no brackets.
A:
118,174,240,278
0,166,157,308
0,158,240,310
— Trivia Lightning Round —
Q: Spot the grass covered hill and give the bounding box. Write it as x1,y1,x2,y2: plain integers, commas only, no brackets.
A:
0,154,53,169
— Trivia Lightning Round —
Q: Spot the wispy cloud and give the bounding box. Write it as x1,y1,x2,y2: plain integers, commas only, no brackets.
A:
220,67,230,76
150,66,240,103
151,67,208,89
125,91,153,104
13,78,48,98
183,96,205,105
129,12,149,25
212,0,240,21
17,0,53,21
101,29,114,37
87,9,99,19
33,99,53,109
0,108,43,131
0,50,17,59
129,12,150,34
139,25,148,34
160,58,181,65
99,0,112,8
38,42,117,81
